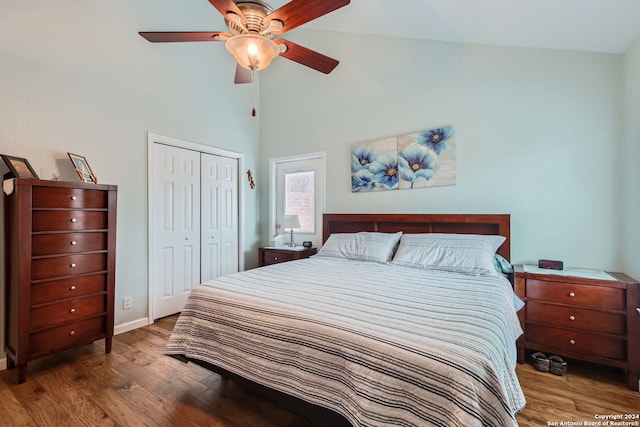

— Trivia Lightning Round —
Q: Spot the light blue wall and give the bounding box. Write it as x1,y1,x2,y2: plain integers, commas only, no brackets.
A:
623,33,640,279
260,30,625,271
0,1,261,342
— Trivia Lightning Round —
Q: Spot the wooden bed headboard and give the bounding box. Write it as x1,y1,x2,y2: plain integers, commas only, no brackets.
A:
322,213,511,260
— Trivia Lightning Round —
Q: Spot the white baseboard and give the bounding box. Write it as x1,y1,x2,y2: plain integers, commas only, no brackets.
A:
0,357,6,371
114,317,151,335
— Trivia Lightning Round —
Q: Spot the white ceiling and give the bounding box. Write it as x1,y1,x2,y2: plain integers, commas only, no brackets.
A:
267,0,640,54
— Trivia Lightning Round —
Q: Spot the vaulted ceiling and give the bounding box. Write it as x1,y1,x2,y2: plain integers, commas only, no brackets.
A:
269,0,640,53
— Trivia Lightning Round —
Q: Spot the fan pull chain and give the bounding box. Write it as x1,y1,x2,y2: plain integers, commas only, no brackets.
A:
251,75,258,117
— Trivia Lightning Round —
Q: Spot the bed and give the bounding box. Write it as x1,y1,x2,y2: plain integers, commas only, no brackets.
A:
165,214,526,427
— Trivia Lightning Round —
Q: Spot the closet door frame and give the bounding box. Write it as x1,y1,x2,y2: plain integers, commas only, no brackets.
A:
147,132,245,323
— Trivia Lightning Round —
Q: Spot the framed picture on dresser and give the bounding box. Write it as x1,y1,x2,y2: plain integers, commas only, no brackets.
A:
1,154,39,179
68,152,98,183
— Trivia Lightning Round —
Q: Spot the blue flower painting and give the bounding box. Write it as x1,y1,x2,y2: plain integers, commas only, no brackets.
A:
398,143,439,188
351,126,455,192
409,127,455,155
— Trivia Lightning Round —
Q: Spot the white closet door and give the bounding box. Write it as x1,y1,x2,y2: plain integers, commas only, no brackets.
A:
201,153,239,281
151,144,201,319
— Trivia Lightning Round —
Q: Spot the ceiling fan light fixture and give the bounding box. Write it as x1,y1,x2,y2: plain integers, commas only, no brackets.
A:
225,34,280,72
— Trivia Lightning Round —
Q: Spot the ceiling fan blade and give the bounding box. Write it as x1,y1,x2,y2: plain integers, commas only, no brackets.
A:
139,31,231,43
234,64,254,84
265,0,350,34
275,39,339,74
208,0,246,22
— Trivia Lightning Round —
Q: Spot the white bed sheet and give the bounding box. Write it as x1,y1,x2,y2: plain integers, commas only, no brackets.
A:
166,257,525,427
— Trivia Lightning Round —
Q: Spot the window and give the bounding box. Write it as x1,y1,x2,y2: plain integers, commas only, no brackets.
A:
285,170,315,233
270,152,325,247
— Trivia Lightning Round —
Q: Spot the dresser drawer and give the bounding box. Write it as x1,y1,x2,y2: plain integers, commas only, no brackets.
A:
33,187,107,209
31,274,107,305
32,211,108,232
527,279,625,310
29,316,106,357
32,232,107,256
526,324,626,360
527,302,625,335
31,294,106,330
32,253,107,280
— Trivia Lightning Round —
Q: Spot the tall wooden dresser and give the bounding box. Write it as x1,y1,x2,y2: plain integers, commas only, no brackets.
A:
3,178,117,383
514,264,640,390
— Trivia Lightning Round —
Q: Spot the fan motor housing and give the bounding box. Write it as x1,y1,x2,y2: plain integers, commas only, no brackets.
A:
227,0,274,35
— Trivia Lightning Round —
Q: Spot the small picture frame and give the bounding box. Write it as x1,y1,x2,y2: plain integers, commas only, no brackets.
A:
68,152,98,184
1,154,39,179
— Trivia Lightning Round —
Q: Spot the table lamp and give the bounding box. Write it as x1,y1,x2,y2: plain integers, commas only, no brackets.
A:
282,214,300,247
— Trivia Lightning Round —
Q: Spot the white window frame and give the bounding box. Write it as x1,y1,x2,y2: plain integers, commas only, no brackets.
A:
269,151,326,245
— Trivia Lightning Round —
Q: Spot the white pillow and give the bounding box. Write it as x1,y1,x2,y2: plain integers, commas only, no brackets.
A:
390,233,506,276
316,232,403,263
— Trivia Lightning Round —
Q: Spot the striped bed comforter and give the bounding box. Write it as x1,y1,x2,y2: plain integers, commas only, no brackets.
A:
165,257,526,427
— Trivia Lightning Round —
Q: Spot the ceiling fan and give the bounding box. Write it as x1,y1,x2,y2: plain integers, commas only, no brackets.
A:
139,0,350,84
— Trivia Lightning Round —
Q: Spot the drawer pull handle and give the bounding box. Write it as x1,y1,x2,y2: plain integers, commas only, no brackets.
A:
274,256,279,261
569,292,576,297
569,339,576,345
569,315,576,321
71,218,77,223
71,196,77,201
69,308,76,314
71,241,77,245
70,263,77,268
69,331,76,336
70,285,77,291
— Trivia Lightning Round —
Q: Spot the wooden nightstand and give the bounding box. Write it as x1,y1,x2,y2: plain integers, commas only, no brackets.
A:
258,247,317,267
514,264,640,390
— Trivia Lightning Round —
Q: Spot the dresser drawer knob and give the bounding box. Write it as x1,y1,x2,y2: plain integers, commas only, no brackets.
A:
274,256,279,261
69,285,77,291
70,263,77,268
569,339,576,345
71,218,77,223
69,330,76,336
69,308,76,314
569,315,576,321
569,292,576,297
71,241,77,245
71,196,77,201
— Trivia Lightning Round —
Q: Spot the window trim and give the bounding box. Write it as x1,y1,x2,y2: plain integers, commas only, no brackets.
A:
268,151,326,244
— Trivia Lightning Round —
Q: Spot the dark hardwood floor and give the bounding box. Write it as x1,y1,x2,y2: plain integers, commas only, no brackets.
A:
1,315,638,426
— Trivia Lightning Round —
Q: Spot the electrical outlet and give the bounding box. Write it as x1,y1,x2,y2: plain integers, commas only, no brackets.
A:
123,296,132,310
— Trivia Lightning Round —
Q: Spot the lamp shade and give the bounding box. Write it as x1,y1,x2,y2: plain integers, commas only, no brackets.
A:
225,34,280,72
283,214,300,229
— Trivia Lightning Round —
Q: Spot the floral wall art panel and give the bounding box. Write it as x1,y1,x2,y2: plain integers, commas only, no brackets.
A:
398,127,456,189
351,126,456,193
351,137,399,192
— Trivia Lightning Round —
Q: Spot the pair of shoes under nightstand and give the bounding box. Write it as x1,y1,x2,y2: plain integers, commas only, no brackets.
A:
529,352,568,375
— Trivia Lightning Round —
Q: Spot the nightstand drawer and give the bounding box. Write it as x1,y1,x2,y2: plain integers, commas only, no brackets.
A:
264,251,295,264
527,279,625,310
259,247,317,266
527,302,625,335
525,324,626,360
